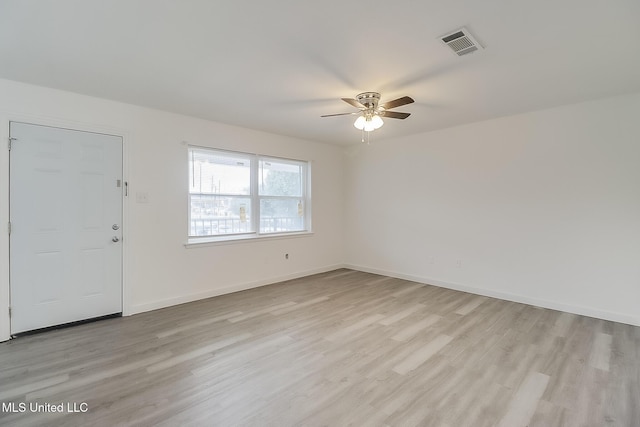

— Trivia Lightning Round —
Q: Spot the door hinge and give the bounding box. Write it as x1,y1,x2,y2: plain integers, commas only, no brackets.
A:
7,221,10,235
8,137,17,151
8,307,11,318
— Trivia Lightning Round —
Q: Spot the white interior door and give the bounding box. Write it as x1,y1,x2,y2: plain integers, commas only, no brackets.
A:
9,122,123,334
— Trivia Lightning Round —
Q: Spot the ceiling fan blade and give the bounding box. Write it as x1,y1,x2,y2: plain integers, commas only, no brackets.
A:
341,98,366,109
321,112,359,117
381,111,411,119
380,96,414,110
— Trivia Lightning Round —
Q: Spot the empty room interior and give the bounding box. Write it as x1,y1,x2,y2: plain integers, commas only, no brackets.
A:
0,1,639,426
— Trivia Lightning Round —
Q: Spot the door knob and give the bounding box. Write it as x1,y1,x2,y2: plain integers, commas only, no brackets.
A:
112,236,120,243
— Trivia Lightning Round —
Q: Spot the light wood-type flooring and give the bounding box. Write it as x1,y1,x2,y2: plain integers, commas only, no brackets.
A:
0,269,639,426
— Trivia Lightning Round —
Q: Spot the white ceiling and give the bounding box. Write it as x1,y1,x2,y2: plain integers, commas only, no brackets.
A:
1,1,639,145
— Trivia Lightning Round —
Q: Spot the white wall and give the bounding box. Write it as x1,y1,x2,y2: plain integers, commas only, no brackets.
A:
1,78,638,342
344,92,640,326
0,79,345,341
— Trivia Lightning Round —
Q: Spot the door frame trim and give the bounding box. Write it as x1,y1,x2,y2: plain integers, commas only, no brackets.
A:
1,114,130,341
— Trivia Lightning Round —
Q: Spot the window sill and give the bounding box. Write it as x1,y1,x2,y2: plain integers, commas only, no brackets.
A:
184,231,314,248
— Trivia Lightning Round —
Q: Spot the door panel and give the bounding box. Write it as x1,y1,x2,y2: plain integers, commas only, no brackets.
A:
9,122,123,334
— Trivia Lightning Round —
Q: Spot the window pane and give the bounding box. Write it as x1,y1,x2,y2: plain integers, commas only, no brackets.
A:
188,147,310,239
190,149,250,195
189,195,252,236
259,160,302,197
260,198,304,233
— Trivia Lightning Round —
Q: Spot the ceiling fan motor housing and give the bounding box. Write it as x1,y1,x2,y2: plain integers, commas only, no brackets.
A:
356,92,381,110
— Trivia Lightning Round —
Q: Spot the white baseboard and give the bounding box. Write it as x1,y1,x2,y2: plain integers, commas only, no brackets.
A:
344,264,640,327
129,264,345,315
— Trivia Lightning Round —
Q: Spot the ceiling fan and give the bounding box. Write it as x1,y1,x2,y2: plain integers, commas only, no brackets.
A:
321,92,414,133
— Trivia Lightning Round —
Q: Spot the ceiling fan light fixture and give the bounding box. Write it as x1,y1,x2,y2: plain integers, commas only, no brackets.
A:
354,114,384,132
354,115,366,130
371,115,384,129
363,120,376,132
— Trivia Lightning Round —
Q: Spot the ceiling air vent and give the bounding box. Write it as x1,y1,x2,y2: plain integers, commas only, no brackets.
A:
440,27,483,56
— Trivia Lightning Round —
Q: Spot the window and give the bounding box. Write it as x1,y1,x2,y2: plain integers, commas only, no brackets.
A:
188,147,310,240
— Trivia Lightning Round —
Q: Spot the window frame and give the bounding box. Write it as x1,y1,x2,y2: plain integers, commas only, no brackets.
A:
187,146,311,244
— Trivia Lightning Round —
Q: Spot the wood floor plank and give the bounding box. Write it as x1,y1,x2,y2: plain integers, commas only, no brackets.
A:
378,303,426,326
269,295,329,315
392,334,453,375
589,332,613,371
146,332,252,373
0,374,69,401
390,283,424,298
324,313,386,342
227,301,297,322
454,295,486,315
27,351,173,399
391,314,442,342
156,310,243,338
497,371,550,427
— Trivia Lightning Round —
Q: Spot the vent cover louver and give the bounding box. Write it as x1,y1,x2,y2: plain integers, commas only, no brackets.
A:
440,28,483,56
